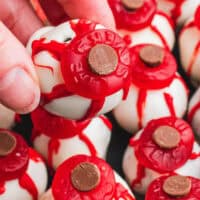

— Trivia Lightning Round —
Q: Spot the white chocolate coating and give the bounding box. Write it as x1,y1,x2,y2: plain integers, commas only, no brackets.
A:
122,130,200,194
0,149,48,200
188,87,200,137
119,12,175,50
0,104,15,129
27,20,126,120
33,116,112,169
39,172,134,200
176,0,200,26
113,73,188,133
179,19,200,86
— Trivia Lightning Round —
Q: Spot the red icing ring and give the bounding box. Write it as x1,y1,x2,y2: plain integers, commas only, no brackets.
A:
194,6,200,29
134,117,194,173
0,130,29,182
108,0,156,30
130,44,177,89
52,155,116,200
31,106,91,139
146,175,200,200
61,29,131,99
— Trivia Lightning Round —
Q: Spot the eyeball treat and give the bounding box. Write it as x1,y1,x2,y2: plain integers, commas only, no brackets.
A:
31,106,112,169
27,19,131,120
122,117,200,194
0,129,48,200
113,44,188,133
108,0,175,50
39,155,135,200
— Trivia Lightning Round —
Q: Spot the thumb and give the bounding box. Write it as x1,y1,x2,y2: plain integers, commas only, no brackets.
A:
0,22,40,113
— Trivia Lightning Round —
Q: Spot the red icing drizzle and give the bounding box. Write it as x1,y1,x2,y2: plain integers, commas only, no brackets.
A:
190,152,200,160
19,173,38,200
108,0,156,30
99,115,112,130
48,139,60,169
150,24,170,51
146,175,200,200
0,182,5,195
163,92,176,116
134,117,194,173
172,0,184,23
29,148,43,163
52,155,116,200
194,6,200,29
188,102,200,123
131,164,146,189
114,183,135,199
137,89,147,129
187,41,200,76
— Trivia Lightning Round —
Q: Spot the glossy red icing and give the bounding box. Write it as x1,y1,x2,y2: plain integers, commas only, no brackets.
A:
114,183,135,199
134,117,194,173
108,0,156,30
163,92,176,116
131,164,146,189
29,148,43,163
146,175,200,200
19,173,38,200
99,115,113,130
188,102,200,123
195,6,200,29
137,89,147,129
190,152,200,160
61,29,131,99
52,155,116,200
130,44,177,89
172,0,184,23
0,130,29,182
0,182,5,195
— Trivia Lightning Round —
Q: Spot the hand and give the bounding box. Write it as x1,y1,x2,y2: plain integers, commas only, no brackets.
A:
0,0,115,114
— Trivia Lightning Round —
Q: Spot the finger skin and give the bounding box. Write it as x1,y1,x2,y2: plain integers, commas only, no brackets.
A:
0,0,43,44
39,0,69,25
0,22,40,113
44,0,116,30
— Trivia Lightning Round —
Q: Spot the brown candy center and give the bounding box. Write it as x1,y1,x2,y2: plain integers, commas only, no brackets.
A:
153,126,180,149
139,45,164,67
121,0,144,10
163,175,191,197
71,162,100,192
0,132,16,156
88,44,118,75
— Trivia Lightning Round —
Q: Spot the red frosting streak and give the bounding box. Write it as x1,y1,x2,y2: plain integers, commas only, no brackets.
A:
174,74,189,95
48,139,60,169
190,152,200,160
78,132,97,156
29,148,43,163
114,183,135,199
137,89,147,129
172,0,184,22
188,102,200,123
131,163,146,189
163,92,176,116
0,182,5,195
150,25,170,51
82,98,105,120
41,84,73,105
187,41,200,76
195,6,200,29
99,115,112,130
19,173,38,200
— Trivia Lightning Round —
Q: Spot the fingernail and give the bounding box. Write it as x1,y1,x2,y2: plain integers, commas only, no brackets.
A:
0,67,40,113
